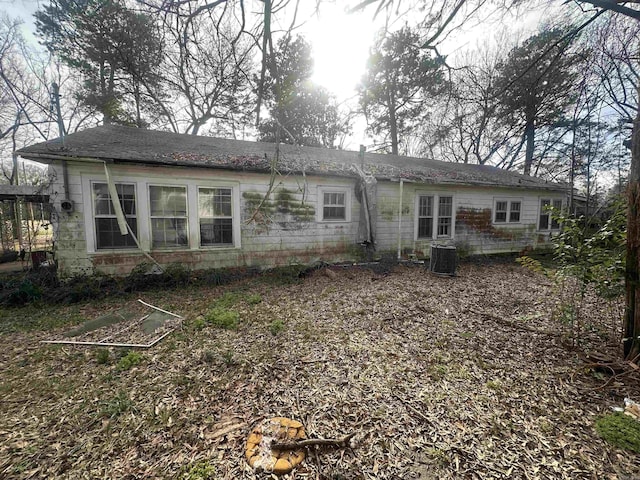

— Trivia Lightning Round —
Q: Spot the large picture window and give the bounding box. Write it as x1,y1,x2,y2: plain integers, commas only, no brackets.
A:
199,187,233,246
93,182,137,249
149,185,188,248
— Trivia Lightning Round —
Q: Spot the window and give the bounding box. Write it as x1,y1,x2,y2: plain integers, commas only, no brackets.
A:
495,201,508,223
322,191,346,221
149,185,188,248
417,195,433,238
494,199,521,223
437,196,453,236
510,201,521,222
199,187,233,246
93,182,137,249
539,199,562,230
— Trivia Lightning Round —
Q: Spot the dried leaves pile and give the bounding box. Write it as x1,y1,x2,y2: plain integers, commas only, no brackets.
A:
1,263,639,479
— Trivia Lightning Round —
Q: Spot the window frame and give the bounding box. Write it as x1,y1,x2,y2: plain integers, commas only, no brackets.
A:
317,186,351,223
414,193,455,240
417,195,434,239
148,184,189,249
538,198,563,231
198,186,234,247
91,181,138,250
493,198,523,224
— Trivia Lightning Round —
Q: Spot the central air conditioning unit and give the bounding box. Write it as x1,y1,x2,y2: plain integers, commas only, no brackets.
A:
429,244,457,276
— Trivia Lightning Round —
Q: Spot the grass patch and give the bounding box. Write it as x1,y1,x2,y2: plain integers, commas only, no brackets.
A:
95,348,110,365
205,307,239,330
212,292,242,308
101,390,133,418
595,413,640,453
182,460,216,479
269,319,285,335
246,293,262,305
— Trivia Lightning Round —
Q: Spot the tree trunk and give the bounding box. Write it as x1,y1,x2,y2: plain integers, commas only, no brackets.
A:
385,77,399,155
624,85,640,360
523,116,535,176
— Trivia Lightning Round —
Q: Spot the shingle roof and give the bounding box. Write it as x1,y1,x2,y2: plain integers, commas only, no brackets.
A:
17,125,566,191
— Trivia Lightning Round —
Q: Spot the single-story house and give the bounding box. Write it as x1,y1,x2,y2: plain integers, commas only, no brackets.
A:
16,125,567,277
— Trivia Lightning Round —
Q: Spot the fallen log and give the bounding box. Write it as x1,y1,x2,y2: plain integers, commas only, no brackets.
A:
271,432,356,451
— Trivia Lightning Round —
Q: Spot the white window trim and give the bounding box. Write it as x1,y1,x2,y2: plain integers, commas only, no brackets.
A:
90,180,138,250
197,186,236,248
317,186,351,223
83,174,241,254
493,197,523,225
148,184,190,250
414,193,456,241
416,195,434,240
538,197,563,231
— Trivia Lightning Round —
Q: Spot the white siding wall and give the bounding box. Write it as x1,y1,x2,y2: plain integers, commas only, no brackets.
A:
374,181,565,257
54,161,361,276
49,160,565,276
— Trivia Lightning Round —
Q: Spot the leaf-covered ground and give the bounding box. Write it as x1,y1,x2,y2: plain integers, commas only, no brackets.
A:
1,262,638,479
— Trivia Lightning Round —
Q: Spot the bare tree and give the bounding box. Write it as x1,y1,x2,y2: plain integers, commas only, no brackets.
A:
151,0,257,135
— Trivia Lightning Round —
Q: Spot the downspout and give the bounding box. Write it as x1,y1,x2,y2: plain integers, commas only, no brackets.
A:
397,178,403,260
62,160,70,203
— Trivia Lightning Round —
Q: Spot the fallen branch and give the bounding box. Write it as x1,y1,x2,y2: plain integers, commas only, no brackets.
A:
271,433,356,450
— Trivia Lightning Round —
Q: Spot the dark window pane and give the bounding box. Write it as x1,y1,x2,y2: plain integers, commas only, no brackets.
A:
151,218,188,248
200,218,233,245
540,200,551,229
418,217,432,238
438,217,451,236
324,206,345,220
96,218,137,249
495,211,507,222
539,214,549,230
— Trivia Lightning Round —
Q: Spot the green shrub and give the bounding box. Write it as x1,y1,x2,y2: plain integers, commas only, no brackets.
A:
116,351,143,371
1,279,42,306
205,307,239,330
595,413,640,453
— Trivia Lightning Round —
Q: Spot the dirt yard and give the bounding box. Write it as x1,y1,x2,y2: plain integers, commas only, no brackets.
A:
0,262,638,479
